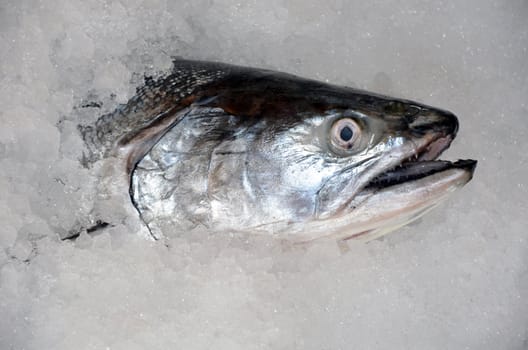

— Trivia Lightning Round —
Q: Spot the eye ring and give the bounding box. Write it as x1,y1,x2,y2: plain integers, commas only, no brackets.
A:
330,118,362,152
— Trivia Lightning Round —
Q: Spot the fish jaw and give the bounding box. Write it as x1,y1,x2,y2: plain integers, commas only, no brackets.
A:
287,161,476,242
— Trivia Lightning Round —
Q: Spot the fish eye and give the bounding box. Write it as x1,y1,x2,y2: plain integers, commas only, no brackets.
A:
330,118,362,153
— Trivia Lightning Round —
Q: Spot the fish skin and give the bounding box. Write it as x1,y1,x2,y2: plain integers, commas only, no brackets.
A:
76,59,475,242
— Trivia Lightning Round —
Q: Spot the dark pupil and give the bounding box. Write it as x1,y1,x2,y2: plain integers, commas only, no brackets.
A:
340,126,353,142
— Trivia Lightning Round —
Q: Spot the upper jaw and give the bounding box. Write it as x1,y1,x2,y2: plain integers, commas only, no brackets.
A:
415,135,454,161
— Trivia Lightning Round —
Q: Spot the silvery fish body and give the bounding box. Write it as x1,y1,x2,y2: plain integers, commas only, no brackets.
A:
77,59,476,242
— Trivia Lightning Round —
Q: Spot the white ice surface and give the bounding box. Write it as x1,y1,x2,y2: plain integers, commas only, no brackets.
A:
1,0,527,349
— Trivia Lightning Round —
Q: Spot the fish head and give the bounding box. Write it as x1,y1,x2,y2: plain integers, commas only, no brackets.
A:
120,62,476,242
200,75,475,241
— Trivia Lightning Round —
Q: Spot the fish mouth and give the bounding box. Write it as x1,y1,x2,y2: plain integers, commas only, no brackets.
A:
365,136,477,190
304,135,478,243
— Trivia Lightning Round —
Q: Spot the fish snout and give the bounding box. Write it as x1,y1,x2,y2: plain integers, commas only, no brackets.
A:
406,109,459,137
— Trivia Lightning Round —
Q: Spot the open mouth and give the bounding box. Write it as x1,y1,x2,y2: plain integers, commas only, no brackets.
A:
366,136,477,189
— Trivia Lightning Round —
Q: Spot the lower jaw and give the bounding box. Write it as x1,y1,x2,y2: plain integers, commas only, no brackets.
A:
290,167,474,243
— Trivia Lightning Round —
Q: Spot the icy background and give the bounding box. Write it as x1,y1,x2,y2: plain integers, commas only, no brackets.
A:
1,0,527,349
